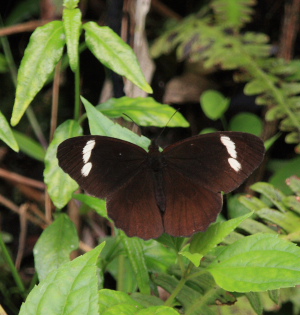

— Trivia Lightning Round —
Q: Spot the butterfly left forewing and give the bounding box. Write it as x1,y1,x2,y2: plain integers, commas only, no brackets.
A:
163,131,265,194
57,136,148,199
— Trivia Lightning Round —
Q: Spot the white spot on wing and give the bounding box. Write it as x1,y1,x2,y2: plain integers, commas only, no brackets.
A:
220,136,237,158
82,140,95,163
81,162,92,177
228,158,241,172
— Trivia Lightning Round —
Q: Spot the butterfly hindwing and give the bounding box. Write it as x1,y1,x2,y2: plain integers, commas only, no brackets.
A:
107,167,164,239
163,167,222,236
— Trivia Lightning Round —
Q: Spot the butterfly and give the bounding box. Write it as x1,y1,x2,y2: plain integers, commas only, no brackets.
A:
57,131,265,240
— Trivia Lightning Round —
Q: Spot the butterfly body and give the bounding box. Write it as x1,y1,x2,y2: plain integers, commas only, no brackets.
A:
57,132,265,239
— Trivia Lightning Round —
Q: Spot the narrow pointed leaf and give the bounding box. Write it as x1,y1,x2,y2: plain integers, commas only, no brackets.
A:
0,110,18,152
13,130,45,161
121,235,150,295
82,97,150,150
83,22,152,93
63,8,82,71
11,21,65,126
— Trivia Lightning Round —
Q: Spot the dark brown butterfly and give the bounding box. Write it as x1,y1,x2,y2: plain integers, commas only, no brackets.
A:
57,132,265,239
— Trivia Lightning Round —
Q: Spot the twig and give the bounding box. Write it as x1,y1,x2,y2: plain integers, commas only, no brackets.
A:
0,168,45,190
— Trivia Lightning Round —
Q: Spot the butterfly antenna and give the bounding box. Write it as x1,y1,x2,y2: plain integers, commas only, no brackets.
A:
156,109,180,142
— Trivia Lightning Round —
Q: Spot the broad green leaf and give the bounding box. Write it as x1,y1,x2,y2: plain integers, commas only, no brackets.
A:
98,289,143,314
208,233,300,292
19,243,105,315
83,22,152,93
200,90,230,120
33,213,79,281
44,120,83,209
97,97,189,127
103,304,141,315
0,111,18,152
229,112,263,136
11,21,65,126
182,213,252,266
137,306,180,314
82,96,151,150
63,8,82,71
121,235,150,295
73,193,109,219
13,130,45,161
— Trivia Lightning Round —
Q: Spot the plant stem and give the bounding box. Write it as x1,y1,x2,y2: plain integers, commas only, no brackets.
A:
74,59,81,121
0,232,26,297
164,262,194,307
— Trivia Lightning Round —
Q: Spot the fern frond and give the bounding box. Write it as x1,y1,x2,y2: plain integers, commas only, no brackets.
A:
211,0,256,29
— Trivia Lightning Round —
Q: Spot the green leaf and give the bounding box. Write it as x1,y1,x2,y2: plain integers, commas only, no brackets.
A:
44,120,83,209
130,292,164,307
229,112,263,136
182,213,252,266
212,0,256,29
121,235,150,295
19,243,105,315
137,306,180,314
200,90,230,120
33,213,79,281
82,97,151,150
256,208,300,233
63,8,82,71
208,233,300,292
83,22,152,93
251,182,287,212
245,295,265,314
97,97,189,127
269,157,300,195
11,21,65,126
286,176,300,196
0,111,18,152
283,196,300,214
99,289,143,314
73,193,109,219
13,130,45,161
63,0,79,9
244,78,276,95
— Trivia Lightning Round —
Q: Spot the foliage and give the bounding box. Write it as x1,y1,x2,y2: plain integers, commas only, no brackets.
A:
1,0,300,314
151,0,300,153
